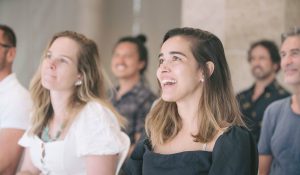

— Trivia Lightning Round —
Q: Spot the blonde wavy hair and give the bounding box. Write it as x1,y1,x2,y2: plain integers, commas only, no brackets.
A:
146,27,245,147
29,31,125,135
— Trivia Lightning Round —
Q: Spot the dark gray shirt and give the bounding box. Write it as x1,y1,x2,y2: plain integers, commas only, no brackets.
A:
110,81,156,144
258,97,300,175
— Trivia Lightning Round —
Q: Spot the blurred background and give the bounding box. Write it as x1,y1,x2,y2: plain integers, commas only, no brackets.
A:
1,0,299,94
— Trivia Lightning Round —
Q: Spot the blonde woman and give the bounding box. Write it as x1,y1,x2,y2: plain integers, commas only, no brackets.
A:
124,27,258,175
17,31,127,175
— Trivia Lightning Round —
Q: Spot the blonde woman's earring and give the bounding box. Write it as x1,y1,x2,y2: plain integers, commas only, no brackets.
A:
75,80,82,86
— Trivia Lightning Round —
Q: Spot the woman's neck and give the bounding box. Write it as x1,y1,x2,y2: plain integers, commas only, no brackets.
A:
50,90,72,121
176,92,201,133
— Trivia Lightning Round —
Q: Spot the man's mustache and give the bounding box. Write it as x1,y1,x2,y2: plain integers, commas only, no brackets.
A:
252,66,263,71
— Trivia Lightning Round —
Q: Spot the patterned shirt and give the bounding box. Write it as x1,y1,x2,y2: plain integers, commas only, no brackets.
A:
110,81,157,144
236,80,290,143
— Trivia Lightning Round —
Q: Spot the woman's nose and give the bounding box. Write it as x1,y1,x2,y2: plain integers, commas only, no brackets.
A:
49,59,56,70
160,62,171,73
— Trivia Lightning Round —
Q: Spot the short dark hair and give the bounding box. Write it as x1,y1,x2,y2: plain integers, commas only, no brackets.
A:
248,40,281,72
0,24,16,47
114,34,148,75
281,27,300,43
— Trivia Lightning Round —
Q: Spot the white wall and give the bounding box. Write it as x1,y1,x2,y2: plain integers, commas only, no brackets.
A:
182,0,300,93
0,0,103,88
2,0,299,93
0,0,181,94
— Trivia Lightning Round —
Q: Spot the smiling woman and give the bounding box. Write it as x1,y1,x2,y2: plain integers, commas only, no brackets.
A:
17,31,129,175
123,27,258,175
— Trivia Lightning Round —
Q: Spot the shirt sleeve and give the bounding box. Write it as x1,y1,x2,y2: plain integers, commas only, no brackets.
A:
122,139,145,175
75,102,125,157
1,96,32,130
18,130,33,147
258,103,277,155
209,126,258,175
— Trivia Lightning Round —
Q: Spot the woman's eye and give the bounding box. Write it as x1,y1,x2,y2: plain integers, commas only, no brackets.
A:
59,58,68,63
45,53,51,59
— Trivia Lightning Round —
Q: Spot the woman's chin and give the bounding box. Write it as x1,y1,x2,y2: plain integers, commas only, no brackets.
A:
161,95,176,102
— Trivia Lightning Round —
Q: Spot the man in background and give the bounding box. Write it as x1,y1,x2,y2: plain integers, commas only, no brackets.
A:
110,34,156,155
237,40,290,143
0,24,31,175
258,27,300,175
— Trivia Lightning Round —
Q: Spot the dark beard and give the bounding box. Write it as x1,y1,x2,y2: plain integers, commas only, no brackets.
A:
252,69,273,80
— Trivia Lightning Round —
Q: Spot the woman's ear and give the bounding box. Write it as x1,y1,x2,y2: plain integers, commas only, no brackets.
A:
75,74,83,86
206,61,214,77
77,74,82,80
197,61,214,82
197,69,205,82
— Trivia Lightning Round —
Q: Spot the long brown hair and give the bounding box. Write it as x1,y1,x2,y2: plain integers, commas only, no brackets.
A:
29,31,125,135
146,27,245,147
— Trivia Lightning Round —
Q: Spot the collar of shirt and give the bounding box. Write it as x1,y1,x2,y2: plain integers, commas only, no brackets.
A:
112,80,144,102
249,79,278,94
